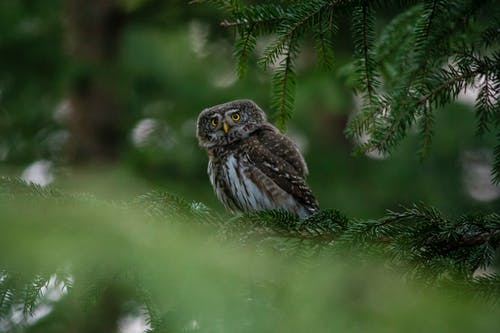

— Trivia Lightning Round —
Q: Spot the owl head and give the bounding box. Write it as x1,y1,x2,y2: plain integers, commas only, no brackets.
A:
196,99,267,148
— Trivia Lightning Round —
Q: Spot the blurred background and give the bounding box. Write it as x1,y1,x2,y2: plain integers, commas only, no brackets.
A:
1,0,499,218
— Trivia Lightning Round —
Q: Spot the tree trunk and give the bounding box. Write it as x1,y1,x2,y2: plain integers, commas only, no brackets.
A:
64,0,125,163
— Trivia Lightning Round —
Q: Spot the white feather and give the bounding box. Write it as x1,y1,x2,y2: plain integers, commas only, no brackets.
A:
209,153,310,217
227,155,271,210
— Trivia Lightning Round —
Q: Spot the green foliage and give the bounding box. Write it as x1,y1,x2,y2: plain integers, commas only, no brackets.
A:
270,44,297,131
349,1,382,140
1,0,500,328
207,0,500,182
1,179,499,331
201,0,340,130
0,0,66,163
0,177,62,199
2,0,497,220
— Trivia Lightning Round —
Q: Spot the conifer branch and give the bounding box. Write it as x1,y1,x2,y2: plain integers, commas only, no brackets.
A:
1,178,500,326
241,228,340,241
359,2,376,103
413,0,440,75
22,274,50,317
229,209,348,242
481,18,500,48
463,274,500,305
475,71,497,136
208,0,500,178
0,272,15,318
234,24,256,78
271,43,297,131
417,107,434,159
375,4,422,65
348,1,383,139
258,1,331,70
314,9,336,70
190,0,239,12
221,17,278,28
363,0,443,154
418,67,480,107
365,97,417,154
438,229,500,254
493,132,500,184
369,56,491,153
220,3,285,30
380,203,446,226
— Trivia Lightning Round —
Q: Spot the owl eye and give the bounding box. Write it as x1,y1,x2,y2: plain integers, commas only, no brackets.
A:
231,113,240,121
210,118,218,127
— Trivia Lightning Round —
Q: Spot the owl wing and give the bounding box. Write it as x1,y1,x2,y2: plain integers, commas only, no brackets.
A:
256,124,309,176
246,129,319,213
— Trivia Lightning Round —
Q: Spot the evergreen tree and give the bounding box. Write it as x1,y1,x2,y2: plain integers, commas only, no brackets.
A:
1,1,500,331
197,0,500,181
0,177,499,332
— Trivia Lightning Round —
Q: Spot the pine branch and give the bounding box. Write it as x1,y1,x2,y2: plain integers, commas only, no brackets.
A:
437,230,500,254
259,33,291,71
366,54,489,154
359,1,444,155
375,3,423,65
0,176,63,198
493,132,500,184
22,274,50,317
2,182,500,322
481,18,500,48
220,3,285,31
360,1,441,152
190,0,239,12
381,203,447,227
232,209,349,241
0,272,15,318
258,1,331,70
137,284,170,333
234,24,256,79
356,1,378,100
135,190,220,223
381,206,500,272
313,6,336,71
419,62,479,108
349,1,381,137
363,94,418,154
210,0,500,179
465,274,500,305
413,0,441,75
475,71,499,136
417,106,434,159
414,0,486,62
271,41,297,131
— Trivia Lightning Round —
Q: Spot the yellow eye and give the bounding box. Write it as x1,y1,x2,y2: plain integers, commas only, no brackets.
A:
210,118,218,127
231,113,240,121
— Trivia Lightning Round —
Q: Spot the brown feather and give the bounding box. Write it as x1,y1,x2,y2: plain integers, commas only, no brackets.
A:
198,99,319,218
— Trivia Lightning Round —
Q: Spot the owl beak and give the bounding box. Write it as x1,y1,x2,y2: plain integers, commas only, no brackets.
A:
222,121,230,133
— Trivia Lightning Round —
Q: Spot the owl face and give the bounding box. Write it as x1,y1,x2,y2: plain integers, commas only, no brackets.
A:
196,99,267,148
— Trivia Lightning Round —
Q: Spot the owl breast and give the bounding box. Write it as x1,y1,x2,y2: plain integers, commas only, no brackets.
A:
208,152,310,217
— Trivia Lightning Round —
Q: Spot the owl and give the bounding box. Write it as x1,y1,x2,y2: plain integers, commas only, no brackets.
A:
196,99,319,218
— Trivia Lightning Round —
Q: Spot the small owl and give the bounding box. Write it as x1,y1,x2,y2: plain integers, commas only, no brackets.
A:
196,99,319,218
